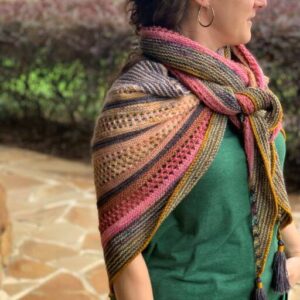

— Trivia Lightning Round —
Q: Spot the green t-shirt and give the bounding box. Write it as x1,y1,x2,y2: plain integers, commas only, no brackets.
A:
142,120,288,300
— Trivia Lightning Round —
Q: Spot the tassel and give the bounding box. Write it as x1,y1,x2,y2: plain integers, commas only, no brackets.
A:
271,239,291,293
252,277,267,300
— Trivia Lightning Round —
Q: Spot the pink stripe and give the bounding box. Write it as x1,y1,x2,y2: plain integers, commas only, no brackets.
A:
243,117,255,180
101,109,213,248
235,44,266,89
139,26,249,85
236,93,255,114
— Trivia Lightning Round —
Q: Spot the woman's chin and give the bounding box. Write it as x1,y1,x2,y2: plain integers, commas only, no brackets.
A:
238,32,252,45
226,30,252,46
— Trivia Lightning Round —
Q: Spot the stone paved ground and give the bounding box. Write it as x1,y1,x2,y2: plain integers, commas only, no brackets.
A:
0,145,299,300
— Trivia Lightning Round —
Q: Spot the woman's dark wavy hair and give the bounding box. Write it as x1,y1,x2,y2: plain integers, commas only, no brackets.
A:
128,0,189,34
113,0,189,79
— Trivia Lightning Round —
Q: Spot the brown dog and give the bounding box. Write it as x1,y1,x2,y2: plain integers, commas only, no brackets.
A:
0,184,12,286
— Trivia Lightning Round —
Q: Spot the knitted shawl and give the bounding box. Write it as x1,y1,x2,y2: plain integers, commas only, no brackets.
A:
90,26,293,300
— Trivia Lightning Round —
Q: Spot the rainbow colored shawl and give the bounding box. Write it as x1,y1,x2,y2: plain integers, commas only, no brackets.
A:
90,26,293,300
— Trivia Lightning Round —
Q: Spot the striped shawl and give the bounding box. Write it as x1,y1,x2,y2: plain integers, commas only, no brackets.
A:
90,26,293,300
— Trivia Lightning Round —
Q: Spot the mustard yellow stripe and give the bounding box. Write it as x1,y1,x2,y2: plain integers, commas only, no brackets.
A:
265,88,283,131
270,142,276,177
249,116,292,272
269,109,283,132
249,115,278,277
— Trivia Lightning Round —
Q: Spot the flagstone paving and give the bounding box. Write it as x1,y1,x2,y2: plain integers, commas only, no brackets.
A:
0,145,299,300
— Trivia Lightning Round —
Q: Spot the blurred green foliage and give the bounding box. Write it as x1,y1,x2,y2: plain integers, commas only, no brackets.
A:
1,57,103,124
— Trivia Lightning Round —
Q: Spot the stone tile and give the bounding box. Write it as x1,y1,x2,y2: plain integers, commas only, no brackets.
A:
32,184,79,204
65,206,98,230
293,212,300,224
0,290,10,300
0,170,43,191
20,240,77,262
3,281,36,297
11,157,93,180
6,258,55,279
289,194,300,211
21,272,99,300
51,253,101,272
6,188,37,215
68,178,94,190
82,232,101,251
11,222,39,249
33,222,85,245
15,204,69,226
86,265,109,294
74,193,97,206
289,283,300,300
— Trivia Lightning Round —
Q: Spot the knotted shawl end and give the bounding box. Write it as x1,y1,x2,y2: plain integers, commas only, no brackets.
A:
271,238,291,293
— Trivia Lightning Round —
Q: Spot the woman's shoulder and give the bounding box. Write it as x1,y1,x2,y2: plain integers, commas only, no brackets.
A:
107,58,191,100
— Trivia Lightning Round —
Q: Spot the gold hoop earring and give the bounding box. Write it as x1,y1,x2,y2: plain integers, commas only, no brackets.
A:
198,5,215,27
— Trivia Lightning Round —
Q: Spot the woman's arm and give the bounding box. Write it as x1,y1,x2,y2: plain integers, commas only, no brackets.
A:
112,253,154,300
281,220,300,287
281,220,300,258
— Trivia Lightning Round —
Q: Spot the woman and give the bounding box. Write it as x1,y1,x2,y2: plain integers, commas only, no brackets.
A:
90,0,300,299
